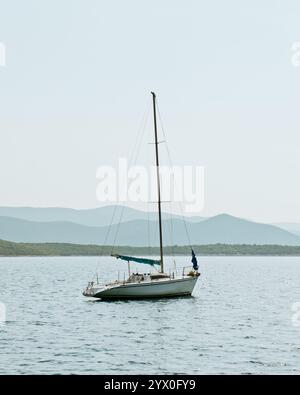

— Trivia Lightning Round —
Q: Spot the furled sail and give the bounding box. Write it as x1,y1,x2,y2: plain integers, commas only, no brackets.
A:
111,254,161,266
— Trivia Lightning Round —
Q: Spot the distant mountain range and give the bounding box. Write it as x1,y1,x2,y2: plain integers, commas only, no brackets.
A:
0,206,204,227
273,223,300,237
0,206,299,246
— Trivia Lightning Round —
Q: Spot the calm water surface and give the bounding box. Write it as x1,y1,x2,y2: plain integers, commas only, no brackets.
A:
0,256,300,374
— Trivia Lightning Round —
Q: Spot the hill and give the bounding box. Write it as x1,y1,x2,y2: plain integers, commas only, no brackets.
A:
0,206,204,227
0,214,300,246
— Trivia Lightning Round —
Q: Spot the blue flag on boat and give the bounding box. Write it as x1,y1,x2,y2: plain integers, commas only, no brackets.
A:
191,249,198,270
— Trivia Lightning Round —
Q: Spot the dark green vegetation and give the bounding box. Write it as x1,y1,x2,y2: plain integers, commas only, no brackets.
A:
1,239,300,257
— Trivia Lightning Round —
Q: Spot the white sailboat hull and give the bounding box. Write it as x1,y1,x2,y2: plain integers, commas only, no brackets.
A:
85,276,198,299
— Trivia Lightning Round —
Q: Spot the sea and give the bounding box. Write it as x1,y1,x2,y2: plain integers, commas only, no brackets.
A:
0,256,300,374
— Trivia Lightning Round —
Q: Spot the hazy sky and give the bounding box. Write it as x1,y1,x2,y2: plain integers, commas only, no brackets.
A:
0,0,300,223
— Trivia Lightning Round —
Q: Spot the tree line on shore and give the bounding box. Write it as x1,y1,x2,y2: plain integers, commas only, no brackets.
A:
1,239,300,256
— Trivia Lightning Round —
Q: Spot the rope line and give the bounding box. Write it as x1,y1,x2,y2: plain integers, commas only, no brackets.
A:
92,99,151,280
110,99,151,255
156,100,193,250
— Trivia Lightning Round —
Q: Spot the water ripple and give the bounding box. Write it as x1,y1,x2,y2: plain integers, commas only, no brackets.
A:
0,256,300,374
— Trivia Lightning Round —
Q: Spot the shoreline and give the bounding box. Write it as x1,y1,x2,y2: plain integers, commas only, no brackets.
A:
1,239,300,257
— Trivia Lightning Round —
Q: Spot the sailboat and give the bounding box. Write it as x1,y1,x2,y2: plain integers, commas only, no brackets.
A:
83,92,200,299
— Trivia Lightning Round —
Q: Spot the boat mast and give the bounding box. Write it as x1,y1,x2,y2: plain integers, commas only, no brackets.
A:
151,92,164,273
